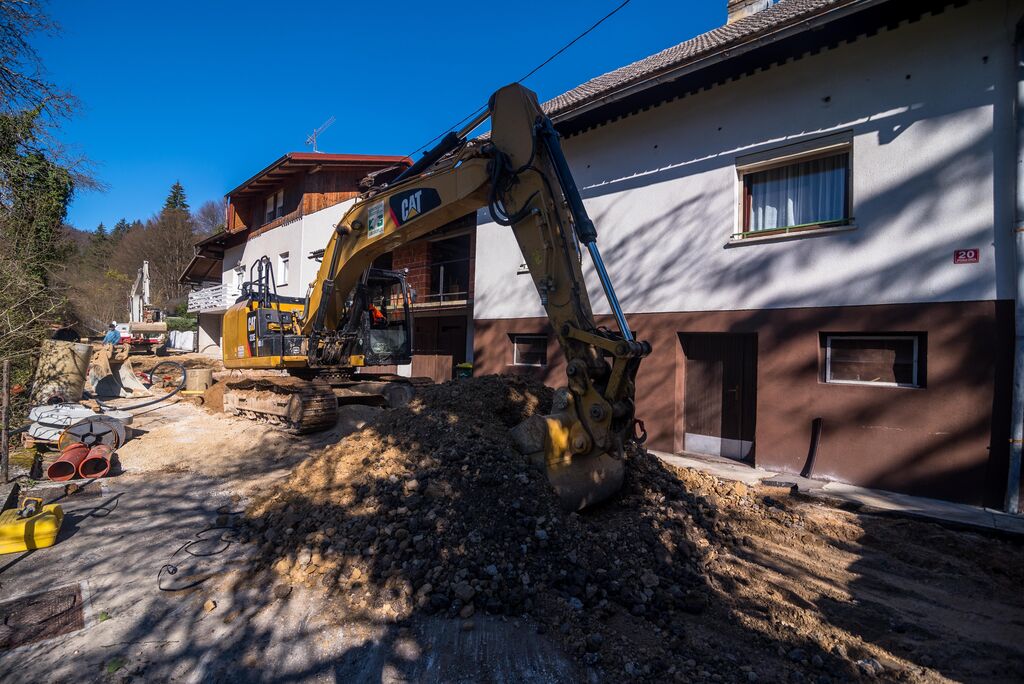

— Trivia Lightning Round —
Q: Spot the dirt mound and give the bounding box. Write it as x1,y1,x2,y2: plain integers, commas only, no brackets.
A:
243,375,1024,683
202,381,225,413
131,353,223,374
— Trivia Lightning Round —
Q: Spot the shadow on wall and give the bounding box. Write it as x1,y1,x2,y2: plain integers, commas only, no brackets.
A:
474,9,1018,507
475,71,1007,322
475,111,1008,501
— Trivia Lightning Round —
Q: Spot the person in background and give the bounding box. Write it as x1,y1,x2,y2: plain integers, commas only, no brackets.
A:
101,323,121,347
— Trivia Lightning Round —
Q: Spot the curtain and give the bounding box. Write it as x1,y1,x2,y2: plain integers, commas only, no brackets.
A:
747,153,848,232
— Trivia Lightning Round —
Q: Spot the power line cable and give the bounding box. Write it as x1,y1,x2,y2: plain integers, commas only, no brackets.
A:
406,0,634,158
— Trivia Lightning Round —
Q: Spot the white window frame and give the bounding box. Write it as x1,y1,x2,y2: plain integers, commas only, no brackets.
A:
824,335,920,388
511,334,547,367
276,189,284,216
277,251,290,286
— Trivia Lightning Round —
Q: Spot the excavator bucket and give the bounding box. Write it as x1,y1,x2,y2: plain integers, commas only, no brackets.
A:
87,347,152,399
541,396,625,511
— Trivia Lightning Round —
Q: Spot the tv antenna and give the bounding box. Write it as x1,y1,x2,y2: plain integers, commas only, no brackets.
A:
306,116,336,152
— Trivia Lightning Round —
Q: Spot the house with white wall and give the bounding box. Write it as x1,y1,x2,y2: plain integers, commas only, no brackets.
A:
181,152,410,356
180,151,479,380
472,0,1024,510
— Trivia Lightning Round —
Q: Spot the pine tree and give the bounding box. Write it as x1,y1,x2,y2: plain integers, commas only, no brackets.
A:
164,181,189,211
112,218,130,240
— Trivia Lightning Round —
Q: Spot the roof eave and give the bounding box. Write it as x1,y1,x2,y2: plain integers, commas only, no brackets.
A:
225,153,413,198
549,0,890,126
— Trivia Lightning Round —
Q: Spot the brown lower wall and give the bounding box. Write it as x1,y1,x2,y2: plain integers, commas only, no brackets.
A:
474,300,1015,508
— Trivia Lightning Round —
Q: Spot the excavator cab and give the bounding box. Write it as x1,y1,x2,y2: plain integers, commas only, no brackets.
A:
348,268,413,367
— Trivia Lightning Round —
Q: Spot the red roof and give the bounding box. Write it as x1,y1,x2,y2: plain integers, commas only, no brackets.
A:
227,152,412,198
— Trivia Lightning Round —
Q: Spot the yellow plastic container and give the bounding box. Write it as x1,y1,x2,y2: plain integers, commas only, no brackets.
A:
0,504,64,554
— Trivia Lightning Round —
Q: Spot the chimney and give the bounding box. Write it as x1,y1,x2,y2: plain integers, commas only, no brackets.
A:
727,0,776,23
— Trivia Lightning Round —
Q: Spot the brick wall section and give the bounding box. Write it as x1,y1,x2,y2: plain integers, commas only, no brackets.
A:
392,241,431,296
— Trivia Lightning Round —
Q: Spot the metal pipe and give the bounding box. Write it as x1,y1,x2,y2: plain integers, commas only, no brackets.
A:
586,242,633,342
1007,21,1024,514
534,116,634,341
456,108,491,140
392,132,462,185
2,359,8,483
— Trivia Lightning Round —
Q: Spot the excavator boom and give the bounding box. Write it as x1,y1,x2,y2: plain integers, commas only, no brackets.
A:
305,84,650,509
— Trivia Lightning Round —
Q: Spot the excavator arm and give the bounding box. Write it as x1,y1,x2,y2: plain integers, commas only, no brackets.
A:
306,83,650,509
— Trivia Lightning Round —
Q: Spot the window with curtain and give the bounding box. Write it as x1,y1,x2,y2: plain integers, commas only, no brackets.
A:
741,151,850,235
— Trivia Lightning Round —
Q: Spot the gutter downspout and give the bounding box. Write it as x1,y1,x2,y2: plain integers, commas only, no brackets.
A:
1007,19,1024,515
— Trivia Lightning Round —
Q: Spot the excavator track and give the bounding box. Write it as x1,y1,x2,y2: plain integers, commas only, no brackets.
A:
223,376,337,434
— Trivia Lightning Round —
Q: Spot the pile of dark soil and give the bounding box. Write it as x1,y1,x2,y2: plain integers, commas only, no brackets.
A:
242,375,1024,683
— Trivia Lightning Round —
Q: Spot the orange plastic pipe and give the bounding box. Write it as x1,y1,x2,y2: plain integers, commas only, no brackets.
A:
47,442,89,481
79,444,112,479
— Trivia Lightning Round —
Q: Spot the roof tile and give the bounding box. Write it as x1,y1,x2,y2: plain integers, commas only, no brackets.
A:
543,0,857,118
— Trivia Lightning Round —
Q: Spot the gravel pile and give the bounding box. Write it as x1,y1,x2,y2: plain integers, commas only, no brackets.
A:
240,375,1024,683
242,375,739,681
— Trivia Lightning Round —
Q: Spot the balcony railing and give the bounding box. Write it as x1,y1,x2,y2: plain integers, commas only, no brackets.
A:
187,284,238,313
408,257,471,309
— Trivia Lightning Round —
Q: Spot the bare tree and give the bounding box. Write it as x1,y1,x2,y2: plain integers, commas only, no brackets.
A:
193,198,226,236
0,0,76,118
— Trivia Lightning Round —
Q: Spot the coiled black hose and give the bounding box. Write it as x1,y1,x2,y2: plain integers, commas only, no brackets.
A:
96,360,188,411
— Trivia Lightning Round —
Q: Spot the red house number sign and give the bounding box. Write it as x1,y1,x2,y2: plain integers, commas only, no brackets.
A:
954,248,980,264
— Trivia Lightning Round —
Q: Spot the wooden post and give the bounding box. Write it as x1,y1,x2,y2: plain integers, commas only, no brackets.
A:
2,359,9,483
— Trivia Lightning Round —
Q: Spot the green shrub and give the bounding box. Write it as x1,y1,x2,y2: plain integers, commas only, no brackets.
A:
165,315,197,332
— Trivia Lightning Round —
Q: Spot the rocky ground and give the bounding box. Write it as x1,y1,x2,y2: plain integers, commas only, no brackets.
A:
4,369,1022,682
238,376,1024,684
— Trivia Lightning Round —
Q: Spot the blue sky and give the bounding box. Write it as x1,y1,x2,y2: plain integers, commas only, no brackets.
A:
40,1,723,230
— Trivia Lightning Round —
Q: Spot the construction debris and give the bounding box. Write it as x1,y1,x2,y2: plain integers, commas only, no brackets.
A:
242,375,1024,683
58,414,128,451
26,405,131,447
29,340,92,405
87,346,151,399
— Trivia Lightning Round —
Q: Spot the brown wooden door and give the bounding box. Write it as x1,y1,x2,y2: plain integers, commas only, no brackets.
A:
680,333,757,460
412,314,467,380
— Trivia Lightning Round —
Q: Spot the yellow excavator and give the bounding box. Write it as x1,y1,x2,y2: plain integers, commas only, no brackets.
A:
220,83,650,509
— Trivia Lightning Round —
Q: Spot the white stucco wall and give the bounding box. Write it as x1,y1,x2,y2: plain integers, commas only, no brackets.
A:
474,0,1019,320
222,198,355,301
224,221,303,299
298,200,354,297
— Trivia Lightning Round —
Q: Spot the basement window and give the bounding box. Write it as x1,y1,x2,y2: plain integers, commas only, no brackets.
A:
735,140,852,239
824,335,923,388
511,334,547,367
